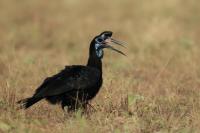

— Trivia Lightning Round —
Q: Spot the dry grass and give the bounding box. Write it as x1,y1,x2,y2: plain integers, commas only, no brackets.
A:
0,0,200,132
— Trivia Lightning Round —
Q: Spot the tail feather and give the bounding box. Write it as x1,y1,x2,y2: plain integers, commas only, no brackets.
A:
17,97,42,109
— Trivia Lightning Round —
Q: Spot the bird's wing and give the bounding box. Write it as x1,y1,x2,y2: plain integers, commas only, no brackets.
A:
33,65,101,98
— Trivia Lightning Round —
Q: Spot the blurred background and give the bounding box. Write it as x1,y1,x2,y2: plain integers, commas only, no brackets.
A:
0,0,200,132
0,0,199,63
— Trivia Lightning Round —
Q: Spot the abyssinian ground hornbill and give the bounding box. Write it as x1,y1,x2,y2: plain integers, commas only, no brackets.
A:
17,31,126,112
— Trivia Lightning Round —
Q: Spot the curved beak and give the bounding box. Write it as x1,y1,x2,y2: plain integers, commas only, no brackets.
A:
110,38,126,48
98,38,126,56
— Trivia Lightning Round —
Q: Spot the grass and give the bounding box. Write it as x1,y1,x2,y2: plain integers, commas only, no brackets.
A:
0,0,200,132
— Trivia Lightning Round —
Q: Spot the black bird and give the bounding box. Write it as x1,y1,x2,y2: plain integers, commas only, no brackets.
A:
17,31,125,112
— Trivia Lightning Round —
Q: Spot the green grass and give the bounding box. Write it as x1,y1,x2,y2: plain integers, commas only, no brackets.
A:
0,0,200,132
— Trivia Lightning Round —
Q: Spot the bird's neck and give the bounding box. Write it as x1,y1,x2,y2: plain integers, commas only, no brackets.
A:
87,56,102,72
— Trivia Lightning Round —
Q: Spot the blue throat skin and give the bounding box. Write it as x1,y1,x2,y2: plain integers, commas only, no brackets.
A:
95,43,103,58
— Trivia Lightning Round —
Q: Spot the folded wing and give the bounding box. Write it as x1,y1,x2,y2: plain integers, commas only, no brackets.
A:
33,65,101,98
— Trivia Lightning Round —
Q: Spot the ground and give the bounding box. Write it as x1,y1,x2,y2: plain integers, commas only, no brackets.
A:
0,0,200,132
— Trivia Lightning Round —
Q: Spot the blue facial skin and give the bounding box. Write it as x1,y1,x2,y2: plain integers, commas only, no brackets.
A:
95,43,103,58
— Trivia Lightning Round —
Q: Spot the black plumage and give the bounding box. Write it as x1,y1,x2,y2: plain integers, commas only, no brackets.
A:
17,31,125,112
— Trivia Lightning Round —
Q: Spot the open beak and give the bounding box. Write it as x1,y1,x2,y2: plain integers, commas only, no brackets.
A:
99,38,126,56
110,38,126,48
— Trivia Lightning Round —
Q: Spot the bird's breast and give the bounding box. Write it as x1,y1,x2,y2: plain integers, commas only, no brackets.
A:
85,77,102,100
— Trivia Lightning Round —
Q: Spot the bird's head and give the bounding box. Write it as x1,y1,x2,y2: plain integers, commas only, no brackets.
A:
90,31,126,59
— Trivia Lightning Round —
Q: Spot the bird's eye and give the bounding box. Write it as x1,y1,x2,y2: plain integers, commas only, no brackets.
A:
97,38,103,42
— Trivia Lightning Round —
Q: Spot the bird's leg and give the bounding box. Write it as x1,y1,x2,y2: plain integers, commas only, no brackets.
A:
82,102,88,111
